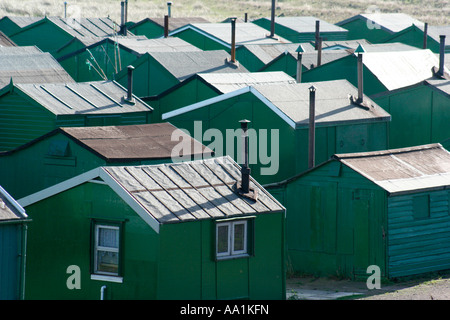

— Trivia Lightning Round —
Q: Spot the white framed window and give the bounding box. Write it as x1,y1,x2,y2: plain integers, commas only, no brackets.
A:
93,224,120,276
216,220,248,259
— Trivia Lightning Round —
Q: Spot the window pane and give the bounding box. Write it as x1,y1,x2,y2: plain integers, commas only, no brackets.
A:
98,227,119,248
233,223,246,252
97,250,119,274
217,225,229,254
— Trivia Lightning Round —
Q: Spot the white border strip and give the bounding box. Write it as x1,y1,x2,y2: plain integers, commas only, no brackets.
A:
162,86,297,129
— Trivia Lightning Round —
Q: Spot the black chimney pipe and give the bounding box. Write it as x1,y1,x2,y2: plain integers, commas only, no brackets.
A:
317,37,322,67
126,65,135,102
315,20,320,50
239,119,251,194
439,35,446,77
120,1,127,36
270,0,275,37
423,23,428,49
167,2,173,18
230,17,237,63
296,45,304,83
164,15,169,38
308,86,316,169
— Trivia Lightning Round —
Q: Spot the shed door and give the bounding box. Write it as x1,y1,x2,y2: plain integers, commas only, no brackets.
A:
0,225,20,300
336,124,369,154
353,197,370,275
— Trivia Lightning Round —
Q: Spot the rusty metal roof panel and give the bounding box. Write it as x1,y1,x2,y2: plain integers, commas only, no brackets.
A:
335,144,450,195
103,156,285,224
60,123,212,161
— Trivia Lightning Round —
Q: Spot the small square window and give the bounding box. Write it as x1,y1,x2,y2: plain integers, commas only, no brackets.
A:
216,220,248,259
93,224,120,276
413,195,430,220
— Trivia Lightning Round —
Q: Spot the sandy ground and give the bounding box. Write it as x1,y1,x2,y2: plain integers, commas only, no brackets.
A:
286,271,450,300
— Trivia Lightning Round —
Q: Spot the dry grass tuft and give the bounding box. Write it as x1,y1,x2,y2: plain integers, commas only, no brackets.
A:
0,0,448,25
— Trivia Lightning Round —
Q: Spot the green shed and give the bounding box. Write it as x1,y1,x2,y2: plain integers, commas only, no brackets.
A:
169,22,290,52
302,46,442,96
113,50,249,98
9,16,125,58
0,122,212,200
336,13,424,43
252,16,348,43
18,156,286,300
0,16,41,36
372,79,450,149
149,71,296,121
265,143,450,279
235,43,315,73
0,80,153,151
0,185,28,300
127,17,210,39
162,79,391,185
261,48,352,79
57,37,202,83
384,24,450,53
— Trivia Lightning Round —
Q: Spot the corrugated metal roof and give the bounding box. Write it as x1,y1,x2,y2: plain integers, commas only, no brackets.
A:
0,31,16,47
0,48,75,86
297,50,351,70
362,49,442,91
241,43,316,64
2,16,42,28
141,17,210,31
198,71,296,93
103,156,284,224
113,37,202,54
172,23,291,46
259,16,348,33
251,79,390,127
60,123,212,161
335,143,450,195
47,16,121,38
337,13,424,33
150,50,249,81
15,80,152,115
0,185,27,221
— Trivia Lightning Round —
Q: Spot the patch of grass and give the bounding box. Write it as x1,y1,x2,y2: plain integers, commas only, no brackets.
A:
0,0,447,25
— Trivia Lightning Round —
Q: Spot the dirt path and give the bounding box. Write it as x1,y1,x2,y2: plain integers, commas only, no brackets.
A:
286,271,450,300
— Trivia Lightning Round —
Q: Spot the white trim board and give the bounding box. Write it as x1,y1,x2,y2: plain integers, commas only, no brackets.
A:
161,86,297,129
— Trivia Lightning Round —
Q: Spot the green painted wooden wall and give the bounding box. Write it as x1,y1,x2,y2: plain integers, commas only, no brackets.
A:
10,19,73,56
267,162,387,279
128,21,164,39
166,91,388,185
147,77,221,122
58,42,140,82
0,222,27,300
373,84,450,149
301,55,388,96
338,18,393,43
172,28,229,52
0,88,152,151
114,54,180,98
24,181,285,300
387,190,450,278
252,18,347,43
